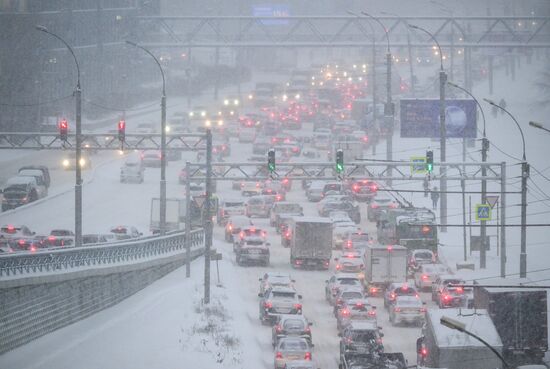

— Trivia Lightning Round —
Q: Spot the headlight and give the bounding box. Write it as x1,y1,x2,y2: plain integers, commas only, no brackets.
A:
189,112,194,117
79,158,86,166
62,159,69,167
217,120,223,126
200,111,206,117
205,120,211,127
234,99,239,106
165,126,171,133
224,99,229,106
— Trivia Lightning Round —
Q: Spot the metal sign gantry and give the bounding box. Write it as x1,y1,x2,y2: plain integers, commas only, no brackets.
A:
136,15,550,49
0,132,206,151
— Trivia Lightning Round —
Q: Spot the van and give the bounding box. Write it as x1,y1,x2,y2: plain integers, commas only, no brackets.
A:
120,159,144,183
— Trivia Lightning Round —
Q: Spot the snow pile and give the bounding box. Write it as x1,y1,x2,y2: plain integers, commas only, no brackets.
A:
180,291,243,367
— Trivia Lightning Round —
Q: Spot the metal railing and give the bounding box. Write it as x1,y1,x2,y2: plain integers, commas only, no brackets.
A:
0,229,204,277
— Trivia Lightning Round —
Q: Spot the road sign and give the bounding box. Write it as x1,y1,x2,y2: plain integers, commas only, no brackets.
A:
194,196,206,208
486,195,499,209
211,253,222,261
410,156,427,174
475,204,492,221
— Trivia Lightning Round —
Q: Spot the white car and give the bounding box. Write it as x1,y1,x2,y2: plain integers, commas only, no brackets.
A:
120,159,144,183
332,223,359,249
241,182,262,197
110,225,142,240
389,295,425,326
414,263,450,290
141,150,162,168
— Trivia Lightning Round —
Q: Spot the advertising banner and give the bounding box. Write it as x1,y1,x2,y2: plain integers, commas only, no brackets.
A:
400,99,477,138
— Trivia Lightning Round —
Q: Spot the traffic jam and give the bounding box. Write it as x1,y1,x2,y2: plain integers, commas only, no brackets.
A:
1,61,545,369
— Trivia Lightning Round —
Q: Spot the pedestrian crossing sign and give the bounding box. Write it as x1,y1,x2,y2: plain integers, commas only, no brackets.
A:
475,204,491,221
410,156,427,174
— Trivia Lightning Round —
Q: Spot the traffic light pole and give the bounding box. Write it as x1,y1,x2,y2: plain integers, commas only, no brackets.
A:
439,70,448,232
385,51,393,187
480,138,488,268
185,161,191,278
160,92,167,235
75,84,82,248
520,161,529,277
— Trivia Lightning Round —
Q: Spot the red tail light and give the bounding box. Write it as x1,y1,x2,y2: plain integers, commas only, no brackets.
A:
370,287,378,294
341,308,350,317
228,224,233,231
295,259,303,265
443,294,451,301
264,301,273,309
275,324,282,333
422,225,431,234
389,203,398,209
421,274,429,281
282,178,289,184
368,310,376,317
352,184,359,192
421,347,428,357
335,264,341,270
394,307,401,312
456,287,464,293
276,352,283,359
7,225,15,233
18,239,25,245
387,246,393,252
390,292,396,300
371,203,379,209
293,303,302,310
304,352,311,360
30,245,36,252
48,236,56,241
304,326,311,333
420,307,427,312
362,136,369,143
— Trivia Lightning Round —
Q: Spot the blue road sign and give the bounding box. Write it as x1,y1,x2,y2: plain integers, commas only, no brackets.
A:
475,204,491,221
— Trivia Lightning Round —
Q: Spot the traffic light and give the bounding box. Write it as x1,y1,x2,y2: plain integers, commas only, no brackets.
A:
58,119,68,141
426,150,434,172
118,120,126,142
336,149,344,174
268,149,276,173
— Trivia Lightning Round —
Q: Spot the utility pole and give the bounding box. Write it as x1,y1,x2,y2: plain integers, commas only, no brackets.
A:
204,129,213,303
185,161,191,278
500,162,507,277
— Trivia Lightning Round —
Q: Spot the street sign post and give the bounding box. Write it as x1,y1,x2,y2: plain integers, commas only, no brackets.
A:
475,204,492,221
410,156,427,174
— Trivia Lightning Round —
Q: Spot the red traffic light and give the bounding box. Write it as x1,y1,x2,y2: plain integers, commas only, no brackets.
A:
118,120,126,141
59,119,68,141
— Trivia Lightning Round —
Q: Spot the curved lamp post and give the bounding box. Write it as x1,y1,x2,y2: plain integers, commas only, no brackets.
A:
409,24,448,230
484,98,528,277
36,25,83,247
126,40,168,235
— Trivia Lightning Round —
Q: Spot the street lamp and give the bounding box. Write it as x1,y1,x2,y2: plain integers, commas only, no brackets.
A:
126,40,168,235
36,25,83,247
484,98,528,278
347,11,378,153
447,81,491,270
529,121,550,133
361,11,395,186
440,316,509,368
409,24,448,230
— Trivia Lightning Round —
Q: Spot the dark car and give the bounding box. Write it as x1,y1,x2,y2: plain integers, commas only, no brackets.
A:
272,314,313,348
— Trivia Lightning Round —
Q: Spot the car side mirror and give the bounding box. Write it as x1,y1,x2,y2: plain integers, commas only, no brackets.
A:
309,322,313,326
378,326,383,330
298,294,303,299
371,305,377,310
258,278,262,282
258,293,263,297
292,279,296,283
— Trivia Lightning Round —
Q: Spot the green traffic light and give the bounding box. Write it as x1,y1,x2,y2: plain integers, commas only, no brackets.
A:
336,163,344,173
427,163,433,172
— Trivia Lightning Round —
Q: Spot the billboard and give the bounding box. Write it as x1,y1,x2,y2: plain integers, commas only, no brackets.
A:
252,4,290,25
400,99,477,138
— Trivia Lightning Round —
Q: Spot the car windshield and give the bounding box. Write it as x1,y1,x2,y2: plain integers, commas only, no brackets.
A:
280,340,308,351
277,204,301,213
225,201,244,207
351,331,377,342
243,229,263,237
342,291,363,299
272,291,296,299
283,319,305,330
245,240,264,246
396,299,422,307
338,278,359,285
415,252,433,260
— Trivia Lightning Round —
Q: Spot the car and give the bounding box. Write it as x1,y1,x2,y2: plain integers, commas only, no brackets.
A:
272,314,313,348
0,224,34,239
431,274,466,302
120,158,144,183
46,229,75,247
140,150,162,168
339,320,383,360
188,183,206,198
259,286,302,325
383,282,419,309
270,202,303,228
235,238,270,266
317,194,354,214
188,106,208,121
245,195,274,218
333,286,367,316
349,180,378,202
388,295,425,326
279,217,294,247
321,201,361,223
333,223,360,249
16,169,48,198
224,215,253,242
274,337,312,369
281,361,316,369
217,199,246,225
259,272,295,296
262,188,286,202
306,181,326,202
109,225,142,240
367,194,399,221
342,232,371,251
241,181,263,197
234,226,267,251
336,298,377,332
82,234,112,245
1,177,39,211
7,236,45,252
334,253,364,273
325,273,363,305
322,182,344,197
18,165,50,188
407,249,436,275
62,152,92,170
437,284,471,308
414,263,450,291
212,141,231,157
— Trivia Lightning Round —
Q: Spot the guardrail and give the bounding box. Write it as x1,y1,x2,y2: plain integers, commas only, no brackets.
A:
0,229,204,277
0,229,204,354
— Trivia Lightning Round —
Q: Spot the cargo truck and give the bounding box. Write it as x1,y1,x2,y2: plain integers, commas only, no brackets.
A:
289,217,332,269
417,308,503,369
474,278,548,367
362,244,407,296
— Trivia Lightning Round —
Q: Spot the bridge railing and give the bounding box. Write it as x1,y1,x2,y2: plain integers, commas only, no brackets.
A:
0,229,204,278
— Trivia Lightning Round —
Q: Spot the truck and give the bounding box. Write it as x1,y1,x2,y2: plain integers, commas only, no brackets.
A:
289,217,332,269
417,308,503,369
362,244,407,296
377,207,438,253
473,279,548,367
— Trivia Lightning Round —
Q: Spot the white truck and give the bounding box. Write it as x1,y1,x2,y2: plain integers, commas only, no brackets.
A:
330,139,363,162
150,198,187,234
362,244,407,296
289,217,332,270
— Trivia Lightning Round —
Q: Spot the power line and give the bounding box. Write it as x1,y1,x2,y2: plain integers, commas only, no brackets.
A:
0,94,72,107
